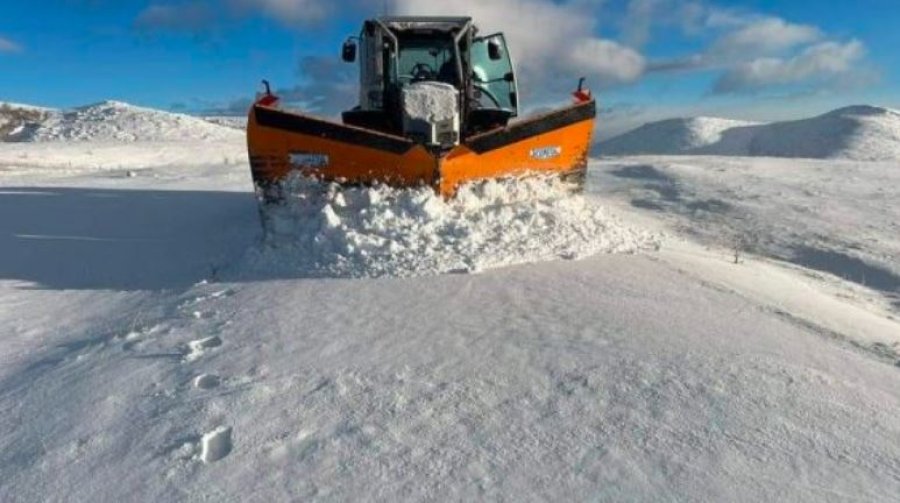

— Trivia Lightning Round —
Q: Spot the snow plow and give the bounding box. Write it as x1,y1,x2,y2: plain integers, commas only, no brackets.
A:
246,16,596,202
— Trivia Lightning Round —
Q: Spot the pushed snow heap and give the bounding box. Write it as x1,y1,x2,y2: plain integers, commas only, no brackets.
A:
21,100,242,143
245,176,659,278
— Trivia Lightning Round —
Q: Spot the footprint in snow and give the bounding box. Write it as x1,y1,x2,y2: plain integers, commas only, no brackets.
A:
118,323,166,351
200,426,232,463
179,289,236,310
193,374,221,389
184,336,222,362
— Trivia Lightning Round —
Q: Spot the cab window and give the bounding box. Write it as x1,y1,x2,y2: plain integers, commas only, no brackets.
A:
470,34,518,114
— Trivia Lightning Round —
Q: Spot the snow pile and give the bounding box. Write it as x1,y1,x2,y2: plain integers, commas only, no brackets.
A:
402,81,459,122
243,176,659,278
600,105,900,161
19,101,242,143
601,117,759,156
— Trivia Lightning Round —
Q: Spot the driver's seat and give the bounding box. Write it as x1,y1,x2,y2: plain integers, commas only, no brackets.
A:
436,59,458,86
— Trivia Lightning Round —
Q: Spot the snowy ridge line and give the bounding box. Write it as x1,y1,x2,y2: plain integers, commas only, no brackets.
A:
238,175,661,278
4,100,242,143
201,116,247,130
600,105,900,161
0,102,57,113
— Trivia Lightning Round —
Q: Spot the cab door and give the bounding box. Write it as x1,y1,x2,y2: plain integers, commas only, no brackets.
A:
470,33,519,116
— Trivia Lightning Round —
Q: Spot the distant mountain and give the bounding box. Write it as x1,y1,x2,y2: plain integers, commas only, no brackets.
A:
600,105,900,161
2,100,242,143
599,117,760,156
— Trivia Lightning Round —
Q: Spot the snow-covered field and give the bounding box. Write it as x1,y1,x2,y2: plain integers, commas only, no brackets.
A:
1,104,899,501
592,156,900,311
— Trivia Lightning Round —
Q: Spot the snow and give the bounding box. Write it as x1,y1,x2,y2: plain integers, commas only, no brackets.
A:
591,156,900,312
600,116,760,156
401,81,459,123
249,174,658,277
200,426,233,463
12,101,242,143
0,141,247,175
0,102,56,113
1,103,900,501
601,105,900,161
202,116,247,130
0,102,55,142
747,106,900,161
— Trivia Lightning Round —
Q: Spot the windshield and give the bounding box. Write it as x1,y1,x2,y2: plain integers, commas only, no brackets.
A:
394,34,458,86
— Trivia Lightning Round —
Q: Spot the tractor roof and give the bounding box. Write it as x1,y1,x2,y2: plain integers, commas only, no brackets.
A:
375,16,473,33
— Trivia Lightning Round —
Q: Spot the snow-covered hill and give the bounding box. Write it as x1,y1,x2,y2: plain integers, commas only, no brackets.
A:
0,102,55,141
5,101,242,143
599,117,760,156
0,101,246,171
746,105,900,161
202,116,247,130
601,105,900,161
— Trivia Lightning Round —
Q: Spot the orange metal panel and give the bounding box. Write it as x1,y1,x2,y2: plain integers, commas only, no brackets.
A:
247,106,436,188
437,118,594,197
246,101,595,198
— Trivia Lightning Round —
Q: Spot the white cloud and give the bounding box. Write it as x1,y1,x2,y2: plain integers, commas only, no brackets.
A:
567,38,646,83
0,36,23,54
136,0,329,32
135,4,214,32
714,40,866,94
711,17,822,58
229,0,330,25
281,56,358,116
646,12,825,71
640,8,868,95
703,7,752,28
621,0,662,48
620,0,709,46
389,0,646,102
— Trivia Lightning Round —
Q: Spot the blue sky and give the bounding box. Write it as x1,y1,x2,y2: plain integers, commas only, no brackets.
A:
1,0,897,134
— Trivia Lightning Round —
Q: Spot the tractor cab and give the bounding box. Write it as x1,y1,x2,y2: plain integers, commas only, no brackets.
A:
340,17,520,145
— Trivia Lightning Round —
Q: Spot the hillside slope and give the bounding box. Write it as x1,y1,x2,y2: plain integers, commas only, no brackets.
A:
6,101,241,143
0,102,55,141
600,106,900,161
600,117,760,156
747,106,900,161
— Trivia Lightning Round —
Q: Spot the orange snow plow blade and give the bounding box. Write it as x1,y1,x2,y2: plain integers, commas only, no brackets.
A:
246,99,596,201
